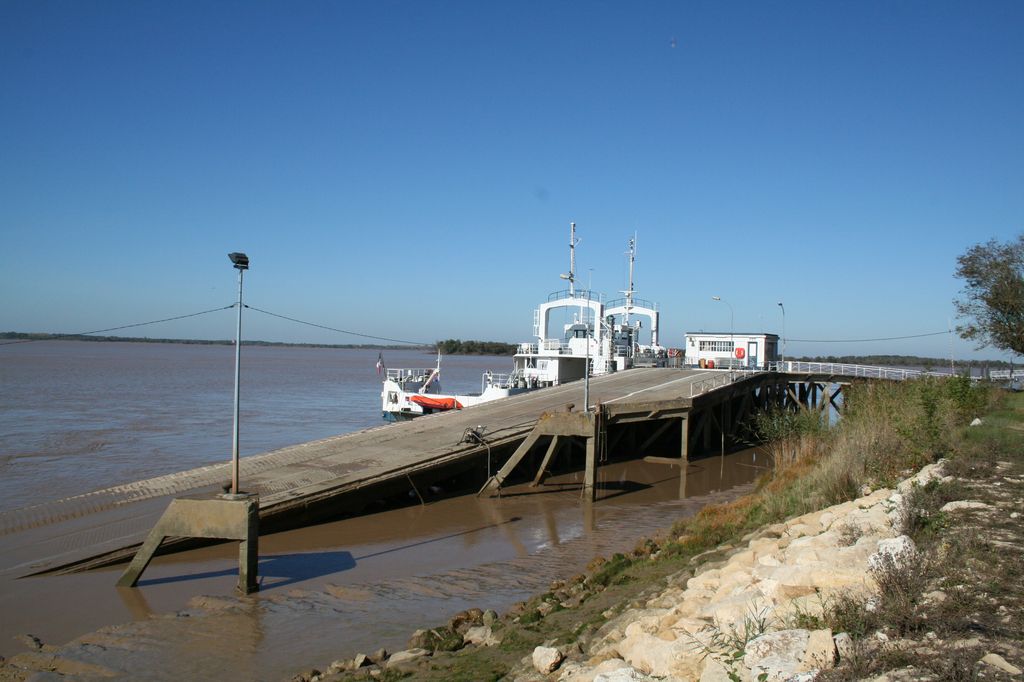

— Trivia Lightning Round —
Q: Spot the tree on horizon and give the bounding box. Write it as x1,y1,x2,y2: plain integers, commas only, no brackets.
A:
954,235,1024,357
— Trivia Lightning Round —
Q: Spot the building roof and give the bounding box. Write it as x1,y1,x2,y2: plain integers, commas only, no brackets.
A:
685,331,780,338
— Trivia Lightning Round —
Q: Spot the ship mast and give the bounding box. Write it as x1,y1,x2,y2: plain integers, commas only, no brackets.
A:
622,234,636,325
560,221,578,297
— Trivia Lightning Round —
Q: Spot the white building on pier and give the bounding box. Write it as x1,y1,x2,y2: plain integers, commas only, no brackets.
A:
683,331,780,370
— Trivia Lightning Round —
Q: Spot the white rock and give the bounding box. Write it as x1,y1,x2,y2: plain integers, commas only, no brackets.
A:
869,535,917,570
463,625,501,647
833,632,854,661
980,653,1022,675
970,417,982,426
533,646,566,674
802,629,836,670
385,648,430,668
561,659,635,682
745,629,810,681
1012,512,1021,519
699,656,747,682
688,570,723,591
896,462,946,494
593,667,659,682
939,500,992,512
615,630,707,679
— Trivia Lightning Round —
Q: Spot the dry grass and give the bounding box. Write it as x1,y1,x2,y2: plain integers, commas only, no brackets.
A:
311,380,1009,682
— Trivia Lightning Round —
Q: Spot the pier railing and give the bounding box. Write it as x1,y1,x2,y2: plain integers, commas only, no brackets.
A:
683,361,962,398
989,369,1024,380
767,361,953,380
687,369,761,398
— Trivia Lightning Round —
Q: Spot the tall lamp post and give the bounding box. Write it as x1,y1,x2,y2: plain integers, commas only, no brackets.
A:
228,252,249,496
711,296,734,373
777,302,786,367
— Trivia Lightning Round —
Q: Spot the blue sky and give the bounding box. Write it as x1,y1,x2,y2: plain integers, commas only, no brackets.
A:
1,1,1021,360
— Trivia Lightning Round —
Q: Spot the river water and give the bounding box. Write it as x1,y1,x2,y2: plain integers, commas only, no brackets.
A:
0,341,510,512
0,341,764,678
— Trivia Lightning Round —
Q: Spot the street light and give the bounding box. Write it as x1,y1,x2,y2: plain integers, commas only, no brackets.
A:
712,296,734,373
584,321,591,413
777,302,786,366
228,252,249,496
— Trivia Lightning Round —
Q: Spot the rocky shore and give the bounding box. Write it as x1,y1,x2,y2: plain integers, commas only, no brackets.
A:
293,405,1024,682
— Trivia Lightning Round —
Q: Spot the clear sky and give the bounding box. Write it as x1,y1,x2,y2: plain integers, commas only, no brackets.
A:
1,1,1021,361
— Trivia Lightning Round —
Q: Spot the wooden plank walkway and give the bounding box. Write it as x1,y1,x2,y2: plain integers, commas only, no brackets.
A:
0,368,713,578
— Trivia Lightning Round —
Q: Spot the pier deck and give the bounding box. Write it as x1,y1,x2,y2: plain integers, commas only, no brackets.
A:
0,368,714,578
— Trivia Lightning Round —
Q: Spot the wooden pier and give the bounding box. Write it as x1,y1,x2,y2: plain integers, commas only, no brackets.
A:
0,366,861,580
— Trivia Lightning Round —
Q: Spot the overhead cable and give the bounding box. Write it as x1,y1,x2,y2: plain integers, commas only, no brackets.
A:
0,305,236,346
244,305,431,346
789,330,950,343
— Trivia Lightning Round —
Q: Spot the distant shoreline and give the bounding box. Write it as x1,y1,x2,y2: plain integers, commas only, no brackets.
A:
0,332,431,351
1,333,520,356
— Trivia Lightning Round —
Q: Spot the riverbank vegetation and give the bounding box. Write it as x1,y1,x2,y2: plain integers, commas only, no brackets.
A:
793,354,1015,370
434,339,516,356
297,374,1018,681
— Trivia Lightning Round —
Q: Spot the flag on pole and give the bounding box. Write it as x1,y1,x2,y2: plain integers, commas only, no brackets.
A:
376,352,384,376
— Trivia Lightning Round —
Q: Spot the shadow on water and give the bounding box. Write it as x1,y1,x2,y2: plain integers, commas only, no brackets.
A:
137,551,357,590
135,516,529,591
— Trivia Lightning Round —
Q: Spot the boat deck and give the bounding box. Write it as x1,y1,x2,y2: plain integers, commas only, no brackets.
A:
0,367,711,578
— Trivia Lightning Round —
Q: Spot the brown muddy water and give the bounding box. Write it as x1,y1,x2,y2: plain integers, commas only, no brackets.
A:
0,451,765,680
0,341,769,679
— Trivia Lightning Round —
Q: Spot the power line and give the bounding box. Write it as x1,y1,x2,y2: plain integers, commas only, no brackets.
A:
0,305,236,346
789,330,950,343
244,305,431,346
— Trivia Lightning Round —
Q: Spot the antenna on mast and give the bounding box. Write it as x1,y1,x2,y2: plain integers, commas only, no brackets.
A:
559,221,578,297
621,234,636,324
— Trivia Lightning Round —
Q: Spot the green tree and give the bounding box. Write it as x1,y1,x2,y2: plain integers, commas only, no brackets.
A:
954,235,1024,356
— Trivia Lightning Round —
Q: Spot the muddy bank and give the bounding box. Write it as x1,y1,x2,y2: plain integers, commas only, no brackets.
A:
0,451,764,680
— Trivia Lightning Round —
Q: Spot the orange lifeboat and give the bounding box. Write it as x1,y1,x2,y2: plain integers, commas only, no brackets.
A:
409,395,464,411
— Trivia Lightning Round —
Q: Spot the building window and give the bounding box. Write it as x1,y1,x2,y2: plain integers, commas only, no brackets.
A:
698,340,734,353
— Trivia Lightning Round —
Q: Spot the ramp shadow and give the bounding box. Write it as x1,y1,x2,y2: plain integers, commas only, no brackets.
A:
136,550,356,590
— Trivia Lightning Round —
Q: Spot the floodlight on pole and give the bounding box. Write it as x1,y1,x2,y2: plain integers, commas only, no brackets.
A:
712,296,734,376
228,252,249,496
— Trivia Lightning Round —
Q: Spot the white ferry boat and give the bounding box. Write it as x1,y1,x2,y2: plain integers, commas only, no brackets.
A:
380,355,531,421
510,226,665,386
380,224,667,421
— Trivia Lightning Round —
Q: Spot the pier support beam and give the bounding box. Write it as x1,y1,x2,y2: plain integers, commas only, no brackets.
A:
531,436,562,487
480,410,598,499
679,414,689,499
117,494,259,594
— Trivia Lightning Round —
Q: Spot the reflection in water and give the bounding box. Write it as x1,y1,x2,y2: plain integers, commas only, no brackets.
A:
353,516,522,563
116,585,155,621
